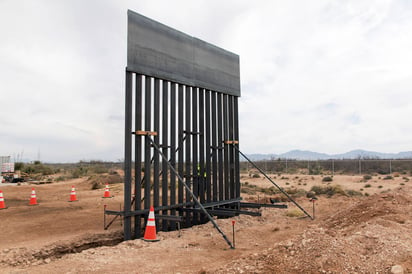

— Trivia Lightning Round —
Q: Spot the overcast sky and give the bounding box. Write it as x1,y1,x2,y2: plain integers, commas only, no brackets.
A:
1,0,412,162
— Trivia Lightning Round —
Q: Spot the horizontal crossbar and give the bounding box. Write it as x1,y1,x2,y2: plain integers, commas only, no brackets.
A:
223,140,239,144
156,214,184,222
239,202,288,209
194,198,241,209
133,130,158,136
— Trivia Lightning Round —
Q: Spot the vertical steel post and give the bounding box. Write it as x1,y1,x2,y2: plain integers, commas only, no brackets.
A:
144,76,152,210
234,96,240,199
185,86,192,227
170,83,177,223
134,74,143,238
199,88,205,223
223,94,229,200
217,93,224,201
124,71,133,240
211,91,218,202
162,80,169,230
205,90,212,203
178,84,184,212
228,96,235,200
154,79,160,210
192,87,199,224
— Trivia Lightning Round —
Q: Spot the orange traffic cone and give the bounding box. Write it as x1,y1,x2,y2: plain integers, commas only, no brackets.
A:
0,190,7,210
102,184,112,198
143,206,159,242
29,188,38,205
69,186,78,202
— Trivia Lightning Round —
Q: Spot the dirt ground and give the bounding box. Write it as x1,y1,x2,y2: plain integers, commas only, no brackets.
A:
1,173,411,273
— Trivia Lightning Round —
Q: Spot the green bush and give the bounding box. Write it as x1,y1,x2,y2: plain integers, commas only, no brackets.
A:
322,176,333,182
14,162,25,171
55,176,67,182
310,185,345,197
70,167,88,178
363,175,372,180
285,209,305,218
383,175,393,180
22,162,54,175
89,165,109,174
364,184,372,188
346,189,363,196
309,166,322,175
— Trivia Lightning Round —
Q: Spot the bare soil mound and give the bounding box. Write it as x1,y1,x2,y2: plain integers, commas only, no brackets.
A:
213,191,412,273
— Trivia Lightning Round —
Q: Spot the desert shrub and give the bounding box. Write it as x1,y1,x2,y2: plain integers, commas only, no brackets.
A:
22,162,54,175
383,175,393,180
261,186,280,195
363,175,372,180
252,173,260,178
286,209,305,218
346,189,363,196
364,184,372,188
289,188,307,197
14,162,25,171
55,176,67,182
364,192,370,196
322,176,333,182
90,165,109,174
241,183,257,194
378,185,383,188
309,166,322,175
70,167,88,178
310,185,345,197
87,173,123,190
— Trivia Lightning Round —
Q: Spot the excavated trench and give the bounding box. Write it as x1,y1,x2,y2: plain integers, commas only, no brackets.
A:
1,231,124,267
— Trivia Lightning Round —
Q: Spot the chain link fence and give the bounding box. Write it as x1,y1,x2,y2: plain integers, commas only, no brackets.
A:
240,159,412,175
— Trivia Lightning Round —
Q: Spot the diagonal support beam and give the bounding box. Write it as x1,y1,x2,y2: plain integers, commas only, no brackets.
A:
233,145,314,220
147,135,235,249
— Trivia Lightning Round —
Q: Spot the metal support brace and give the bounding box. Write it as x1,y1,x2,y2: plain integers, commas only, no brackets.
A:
131,130,189,207
146,135,235,249
232,144,314,220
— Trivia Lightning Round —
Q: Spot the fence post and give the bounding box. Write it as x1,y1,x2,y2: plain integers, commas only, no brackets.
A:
285,158,288,173
359,159,362,175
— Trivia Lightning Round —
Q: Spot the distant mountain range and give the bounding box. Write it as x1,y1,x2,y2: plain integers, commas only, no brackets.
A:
245,149,412,161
